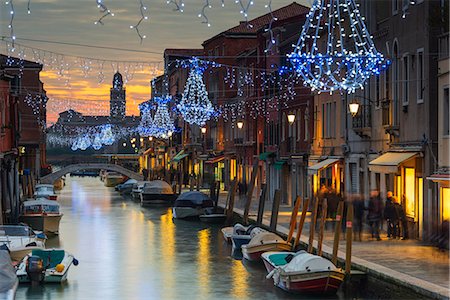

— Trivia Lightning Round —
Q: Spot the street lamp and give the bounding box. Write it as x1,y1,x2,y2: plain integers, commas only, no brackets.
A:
168,131,173,137
148,136,153,141
287,113,296,125
237,120,244,129
348,100,360,117
201,127,207,134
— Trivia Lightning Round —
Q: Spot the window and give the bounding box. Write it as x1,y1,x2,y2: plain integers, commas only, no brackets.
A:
402,54,409,105
385,68,390,100
393,40,400,124
404,167,415,217
444,87,449,136
441,187,450,221
392,0,399,14
417,49,424,103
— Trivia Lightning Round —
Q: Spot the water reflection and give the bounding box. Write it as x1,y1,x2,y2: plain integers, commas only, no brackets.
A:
15,177,347,300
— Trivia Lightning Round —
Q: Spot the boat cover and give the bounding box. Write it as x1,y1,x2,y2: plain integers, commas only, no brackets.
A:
142,180,173,195
248,232,285,246
232,224,266,237
175,191,213,207
0,250,17,293
268,251,338,273
23,198,60,208
123,179,138,185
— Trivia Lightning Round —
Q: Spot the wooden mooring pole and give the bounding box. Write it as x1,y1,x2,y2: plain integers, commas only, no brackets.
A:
317,198,327,256
293,197,309,250
332,201,344,265
307,197,320,253
269,190,281,232
243,161,259,225
256,184,267,225
225,179,238,225
287,196,302,244
345,203,354,275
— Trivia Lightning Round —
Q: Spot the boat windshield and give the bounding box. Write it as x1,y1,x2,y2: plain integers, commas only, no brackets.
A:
0,225,32,237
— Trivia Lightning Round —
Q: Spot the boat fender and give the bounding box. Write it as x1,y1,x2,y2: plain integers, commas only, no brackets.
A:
55,264,65,272
73,258,79,266
306,266,311,272
267,268,281,285
286,276,291,289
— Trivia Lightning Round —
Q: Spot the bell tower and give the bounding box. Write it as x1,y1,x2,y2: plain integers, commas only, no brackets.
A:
110,72,126,120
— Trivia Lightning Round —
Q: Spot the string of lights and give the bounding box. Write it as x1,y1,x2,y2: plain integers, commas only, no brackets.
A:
264,0,278,54
166,0,185,13
94,0,115,25
27,0,31,14
130,0,149,43
5,0,15,48
236,0,254,28
198,0,212,27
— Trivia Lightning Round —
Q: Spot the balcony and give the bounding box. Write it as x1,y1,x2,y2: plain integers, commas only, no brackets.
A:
352,104,371,138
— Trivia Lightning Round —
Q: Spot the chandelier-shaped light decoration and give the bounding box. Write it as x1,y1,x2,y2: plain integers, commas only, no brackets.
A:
288,0,390,93
178,57,215,126
153,96,175,138
137,102,156,137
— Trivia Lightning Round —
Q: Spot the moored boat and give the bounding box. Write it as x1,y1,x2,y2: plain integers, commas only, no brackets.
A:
115,178,137,194
53,178,65,191
140,180,177,206
199,207,227,223
34,184,57,201
16,249,79,283
262,251,345,295
19,198,63,235
0,225,46,262
172,191,214,219
241,231,291,261
231,224,266,250
104,172,124,187
131,181,147,200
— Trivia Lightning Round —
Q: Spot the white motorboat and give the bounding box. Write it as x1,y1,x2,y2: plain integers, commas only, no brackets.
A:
231,224,266,250
241,231,291,261
262,251,345,294
0,225,46,262
16,249,79,283
0,250,18,300
131,181,147,200
115,178,138,194
34,184,57,201
19,198,63,235
140,180,177,206
172,191,214,219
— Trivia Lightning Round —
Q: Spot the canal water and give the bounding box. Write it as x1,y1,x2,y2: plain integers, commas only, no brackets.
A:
15,176,347,300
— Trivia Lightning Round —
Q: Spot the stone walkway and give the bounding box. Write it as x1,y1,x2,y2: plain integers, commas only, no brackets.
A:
213,191,450,299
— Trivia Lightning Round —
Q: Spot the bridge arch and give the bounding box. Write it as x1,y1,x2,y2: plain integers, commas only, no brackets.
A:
40,163,144,184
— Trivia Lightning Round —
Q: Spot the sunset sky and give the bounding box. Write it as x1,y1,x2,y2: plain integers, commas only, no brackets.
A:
0,0,308,123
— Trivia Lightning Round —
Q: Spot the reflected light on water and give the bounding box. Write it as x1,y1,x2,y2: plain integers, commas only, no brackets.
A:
197,229,210,297
160,209,176,299
231,260,249,298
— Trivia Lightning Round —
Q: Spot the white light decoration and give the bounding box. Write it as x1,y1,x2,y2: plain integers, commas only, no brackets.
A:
137,102,155,137
94,0,114,25
264,0,278,53
166,0,185,12
288,0,390,93
130,0,149,43
198,0,212,27
152,96,175,138
178,58,215,126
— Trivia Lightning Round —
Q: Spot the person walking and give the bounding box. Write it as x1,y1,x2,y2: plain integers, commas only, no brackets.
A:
368,190,383,241
384,191,397,238
353,194,365,242
396,195,409,240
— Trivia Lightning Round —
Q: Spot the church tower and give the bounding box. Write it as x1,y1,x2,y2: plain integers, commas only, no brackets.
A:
110,72,126,120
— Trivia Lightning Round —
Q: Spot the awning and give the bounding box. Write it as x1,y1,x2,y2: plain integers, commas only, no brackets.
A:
427,173,450,183
308,158,340,175
274,160,287,170
172,153,189,162
259,152,275,161
368,152,418,173
205,155,225,164
172,150,185,160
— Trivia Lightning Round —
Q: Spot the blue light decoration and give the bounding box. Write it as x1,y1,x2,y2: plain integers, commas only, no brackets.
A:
288,0,390,94
177,57,215,126
137,102,155,137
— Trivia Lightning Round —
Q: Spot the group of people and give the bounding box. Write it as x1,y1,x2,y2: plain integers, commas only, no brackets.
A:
366,190,409,241
316,185,409,241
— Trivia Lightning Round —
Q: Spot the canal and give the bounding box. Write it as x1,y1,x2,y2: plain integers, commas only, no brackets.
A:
16,176,316,300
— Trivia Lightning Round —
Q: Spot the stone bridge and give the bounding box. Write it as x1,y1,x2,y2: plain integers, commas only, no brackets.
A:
40,163,143,184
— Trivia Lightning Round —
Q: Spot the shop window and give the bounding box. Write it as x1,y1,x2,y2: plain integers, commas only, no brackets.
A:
442,187,450,221
402,54,409,106
404,167,415,217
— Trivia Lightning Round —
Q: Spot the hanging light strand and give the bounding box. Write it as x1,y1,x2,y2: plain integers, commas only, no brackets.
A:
198,0,212,27
166,0,185,12
5,0,15,48
27,0,31,14
264,0,278,53
236,0,254,28
130,0,149,43
94,0,114,25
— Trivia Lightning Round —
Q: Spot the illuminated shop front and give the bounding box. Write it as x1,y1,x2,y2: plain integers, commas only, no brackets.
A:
308,157,343,198
427,173,450,223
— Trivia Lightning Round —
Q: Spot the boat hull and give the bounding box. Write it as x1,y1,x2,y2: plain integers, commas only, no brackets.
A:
221,227,233,243
105,177,123,187
172,207,207,219
19,214,62,235
140,193,176,206
53,178,64,191
199,214,226,223
17,252,74,284
262,258,344,294
131,191,141,200
231,235,252,250
241,243,291,261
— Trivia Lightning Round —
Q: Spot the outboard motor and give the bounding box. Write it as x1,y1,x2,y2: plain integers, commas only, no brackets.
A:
26,255,45,283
